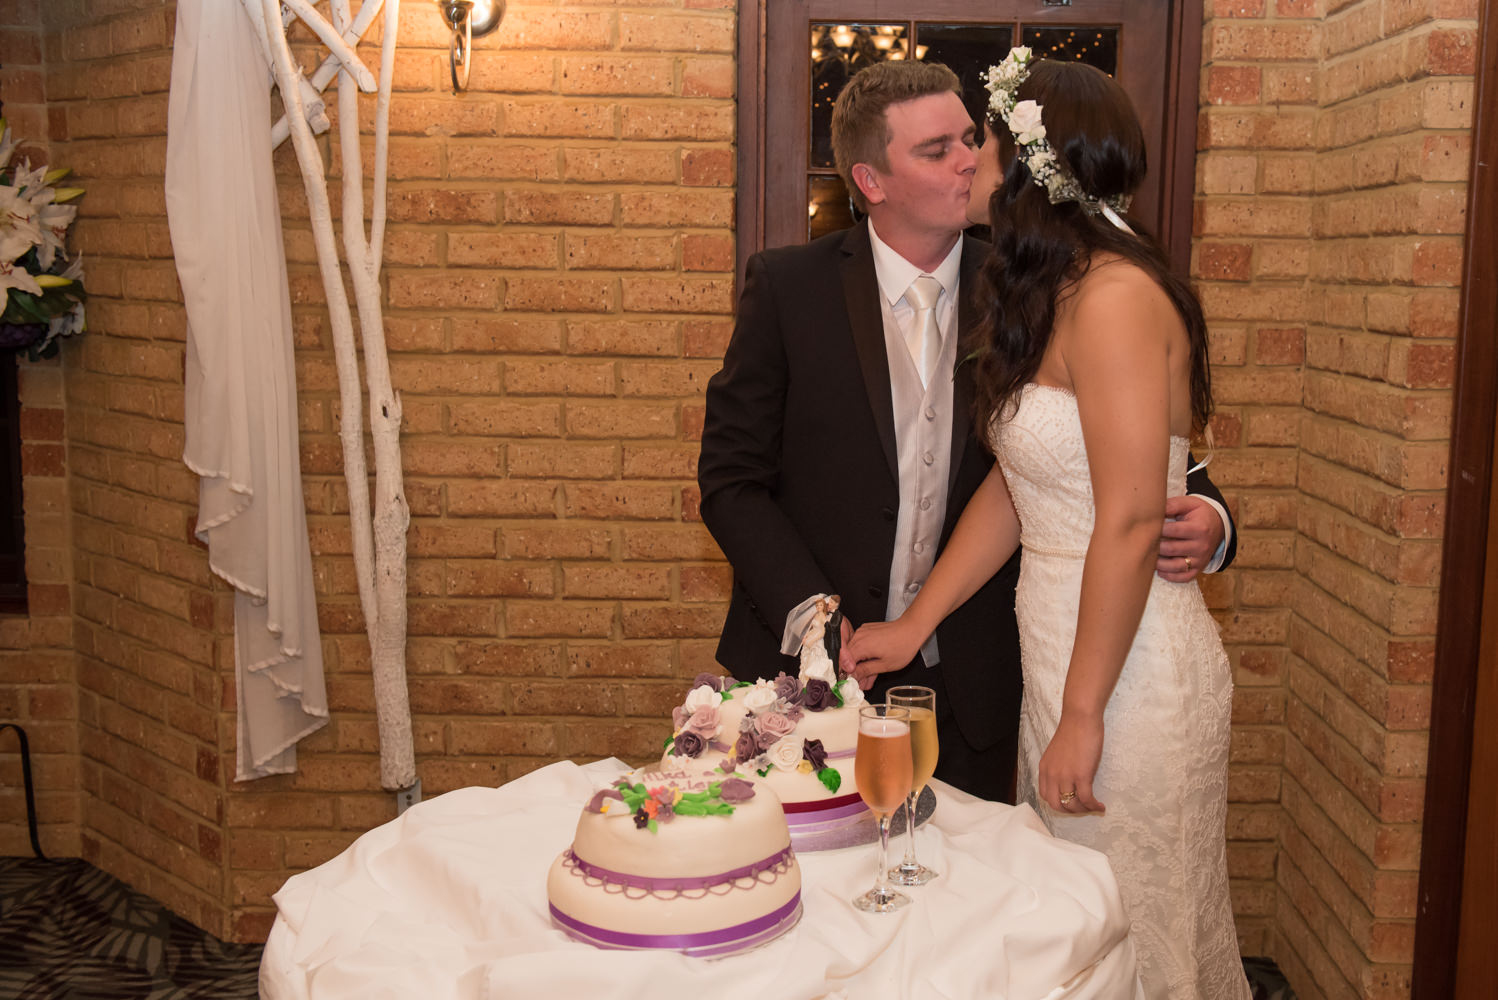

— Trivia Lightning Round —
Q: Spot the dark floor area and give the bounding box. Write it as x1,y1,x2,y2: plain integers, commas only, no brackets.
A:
0,857,260,1000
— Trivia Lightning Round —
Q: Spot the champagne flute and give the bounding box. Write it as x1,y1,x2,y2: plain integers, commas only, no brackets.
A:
852,704,913,913
887,685,938,885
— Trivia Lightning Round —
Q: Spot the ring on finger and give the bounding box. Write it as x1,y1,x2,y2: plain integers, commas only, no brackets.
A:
1059,789,1077,806
1184,556,1194,570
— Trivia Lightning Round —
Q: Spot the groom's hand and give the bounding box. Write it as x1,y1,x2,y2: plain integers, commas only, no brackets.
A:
1155,495,1223,582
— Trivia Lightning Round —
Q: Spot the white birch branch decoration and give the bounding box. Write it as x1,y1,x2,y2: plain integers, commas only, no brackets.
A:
243,0,415,791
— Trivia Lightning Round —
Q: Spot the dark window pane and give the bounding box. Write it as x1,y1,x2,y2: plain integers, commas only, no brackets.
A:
915,24,1015,133
808,174,858,241
810,23,910,168
1020,25,1118,76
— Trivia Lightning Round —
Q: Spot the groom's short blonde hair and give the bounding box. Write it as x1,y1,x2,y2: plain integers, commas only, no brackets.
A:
831,61,964,212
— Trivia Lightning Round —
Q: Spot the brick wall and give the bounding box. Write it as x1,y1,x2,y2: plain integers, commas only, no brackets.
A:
6,0,1482,989
0,0,79,861
1197,0,1473,996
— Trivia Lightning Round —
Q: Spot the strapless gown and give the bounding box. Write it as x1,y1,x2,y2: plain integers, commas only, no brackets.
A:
992,384,1250,1000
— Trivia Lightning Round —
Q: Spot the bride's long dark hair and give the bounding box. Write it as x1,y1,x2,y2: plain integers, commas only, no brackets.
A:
966,59,1213,440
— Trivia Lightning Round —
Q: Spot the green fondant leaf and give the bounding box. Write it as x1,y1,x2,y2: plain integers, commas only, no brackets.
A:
647,819,659,834
817,767,842,794
757,766,772,777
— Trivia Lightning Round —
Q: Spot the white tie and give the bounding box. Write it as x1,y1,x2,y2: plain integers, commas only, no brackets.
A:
905,274,943,389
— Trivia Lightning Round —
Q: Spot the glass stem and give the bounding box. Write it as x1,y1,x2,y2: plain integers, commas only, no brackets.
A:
875,813,892,899
901,792,918,868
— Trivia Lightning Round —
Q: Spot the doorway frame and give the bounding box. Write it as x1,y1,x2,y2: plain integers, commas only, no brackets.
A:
1412,3,1498,996
732,0,1204,282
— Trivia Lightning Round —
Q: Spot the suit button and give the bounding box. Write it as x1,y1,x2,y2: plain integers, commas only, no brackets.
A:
868,585,885,599
880,506,896,521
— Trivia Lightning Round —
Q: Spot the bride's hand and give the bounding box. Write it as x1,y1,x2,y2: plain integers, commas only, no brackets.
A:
1038,711,1106,814
847,620,923,690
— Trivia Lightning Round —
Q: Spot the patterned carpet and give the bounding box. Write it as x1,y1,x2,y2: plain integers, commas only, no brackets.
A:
0,857,261,1000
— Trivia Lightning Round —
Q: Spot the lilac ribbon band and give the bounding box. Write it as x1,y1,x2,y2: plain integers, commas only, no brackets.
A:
825,748,856,760
551,893,803,957
566,845,793,892
781,790,864,814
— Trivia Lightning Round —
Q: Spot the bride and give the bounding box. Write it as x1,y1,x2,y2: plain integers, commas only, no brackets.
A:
849,50,1252,1000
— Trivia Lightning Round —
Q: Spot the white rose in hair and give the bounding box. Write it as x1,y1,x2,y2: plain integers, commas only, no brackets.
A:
800,648,837,685
767,735,806,772
742,681,779,715
683,683,720,714
1008,100,1046,145
837,677,865,709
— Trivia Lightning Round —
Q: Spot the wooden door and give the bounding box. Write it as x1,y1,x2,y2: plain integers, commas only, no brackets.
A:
736,0,1200,277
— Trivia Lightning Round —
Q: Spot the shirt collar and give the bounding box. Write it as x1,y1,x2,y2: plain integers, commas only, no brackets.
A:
868,222,964,307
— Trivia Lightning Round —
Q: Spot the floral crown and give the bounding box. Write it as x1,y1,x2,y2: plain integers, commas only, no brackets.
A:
982,47,1134,232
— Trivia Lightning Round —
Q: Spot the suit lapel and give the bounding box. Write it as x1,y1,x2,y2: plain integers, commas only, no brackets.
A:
948,233,984,497
841,221,899,482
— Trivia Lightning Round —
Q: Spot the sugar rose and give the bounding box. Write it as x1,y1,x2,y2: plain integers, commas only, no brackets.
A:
755,711,795,742
683,683,720,714
767,735,806,772
742,681,779,715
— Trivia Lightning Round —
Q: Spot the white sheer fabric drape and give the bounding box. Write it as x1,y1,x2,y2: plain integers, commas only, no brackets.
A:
166,0,327,780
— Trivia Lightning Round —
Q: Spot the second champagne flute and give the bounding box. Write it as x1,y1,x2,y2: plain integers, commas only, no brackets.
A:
887,685,938,885
852,704,913,913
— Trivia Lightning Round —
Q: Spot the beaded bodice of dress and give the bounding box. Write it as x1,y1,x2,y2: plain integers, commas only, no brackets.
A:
991,383,1190,556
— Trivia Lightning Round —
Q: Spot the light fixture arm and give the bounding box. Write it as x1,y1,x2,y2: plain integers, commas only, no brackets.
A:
437,0,505,93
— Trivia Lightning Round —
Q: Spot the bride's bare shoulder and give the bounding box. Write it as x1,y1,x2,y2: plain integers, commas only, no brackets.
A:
1061,253,1176,329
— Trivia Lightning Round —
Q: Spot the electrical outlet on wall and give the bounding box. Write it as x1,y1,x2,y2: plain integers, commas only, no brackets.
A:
396,778,422,815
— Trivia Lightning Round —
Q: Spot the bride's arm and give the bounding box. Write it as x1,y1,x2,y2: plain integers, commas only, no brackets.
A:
847,464,1020,684
1043,264,1178,814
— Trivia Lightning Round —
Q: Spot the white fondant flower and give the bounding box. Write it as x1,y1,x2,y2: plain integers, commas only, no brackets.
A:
837,678,865,709
767,735,805,772
683,683,719,714
800,649,836,685
742,680,778,715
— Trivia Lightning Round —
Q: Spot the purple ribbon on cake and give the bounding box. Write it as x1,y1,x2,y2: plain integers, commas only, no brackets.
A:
565,845,794,892
551,894,803,958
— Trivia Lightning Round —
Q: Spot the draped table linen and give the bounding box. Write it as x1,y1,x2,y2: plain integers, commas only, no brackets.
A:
260,759,1143,999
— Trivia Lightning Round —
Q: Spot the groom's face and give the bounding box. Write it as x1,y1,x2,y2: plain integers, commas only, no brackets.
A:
859,92,977,238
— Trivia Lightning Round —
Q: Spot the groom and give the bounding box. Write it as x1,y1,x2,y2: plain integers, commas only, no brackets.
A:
697,61,1234,801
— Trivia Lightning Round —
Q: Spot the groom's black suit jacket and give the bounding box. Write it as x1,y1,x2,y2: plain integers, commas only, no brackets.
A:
698,220,1235,797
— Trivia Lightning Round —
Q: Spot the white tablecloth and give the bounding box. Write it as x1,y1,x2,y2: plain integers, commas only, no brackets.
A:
260,759,1143,999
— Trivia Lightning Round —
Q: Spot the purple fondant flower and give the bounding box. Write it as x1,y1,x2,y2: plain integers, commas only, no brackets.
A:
586,788,626,813
673,730,706,758
672,705,690,731
682,705,721,739
734,730,759,763
756,711,795,742
633,808,650,829
803,737,828,772
718,778,756,803
773,672,802,705
784,705,804,724
692,672,726,693
803,678,833,711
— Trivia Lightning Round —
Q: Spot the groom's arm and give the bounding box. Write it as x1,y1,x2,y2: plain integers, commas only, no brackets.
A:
699,252,837,644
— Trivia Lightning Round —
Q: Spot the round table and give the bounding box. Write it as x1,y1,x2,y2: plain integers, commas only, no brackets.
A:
260,759,1143,999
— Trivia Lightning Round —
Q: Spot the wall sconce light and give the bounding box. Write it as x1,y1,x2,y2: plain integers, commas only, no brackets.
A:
437,0,505,94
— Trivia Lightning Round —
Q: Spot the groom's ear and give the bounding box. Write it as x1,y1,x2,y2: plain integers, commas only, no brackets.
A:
851,163,886,207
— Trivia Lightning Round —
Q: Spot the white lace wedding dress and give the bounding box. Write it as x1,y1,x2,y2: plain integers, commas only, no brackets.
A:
993,384,1250,1000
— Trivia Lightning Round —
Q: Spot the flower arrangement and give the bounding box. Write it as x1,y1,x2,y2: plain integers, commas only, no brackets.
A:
664,670,865,795
0,119,86,360
587,774,755,834
983,47,1131,221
